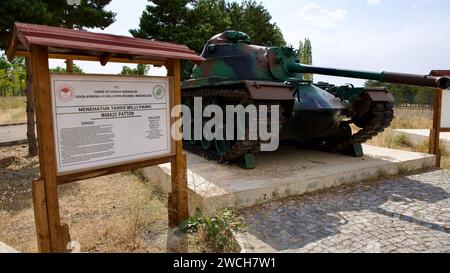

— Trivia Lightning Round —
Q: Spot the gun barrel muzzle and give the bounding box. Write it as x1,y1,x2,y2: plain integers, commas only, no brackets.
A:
288,63,449,89
382,72,450,89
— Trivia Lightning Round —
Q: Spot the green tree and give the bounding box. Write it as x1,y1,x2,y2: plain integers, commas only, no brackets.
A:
298,38,313,81
0,0,116,156
364,80,434,107
130,0,193,41
120,64,150,76
50,65,84,74
0,1,115,48
227,0,285,46
298,40,304,60
415,89,434,106
188,0,231,52
0,53,25,96
131,0,285,79
0,69,12,96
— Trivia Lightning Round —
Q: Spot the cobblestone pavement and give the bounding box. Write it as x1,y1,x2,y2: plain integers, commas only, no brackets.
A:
239,170,450,253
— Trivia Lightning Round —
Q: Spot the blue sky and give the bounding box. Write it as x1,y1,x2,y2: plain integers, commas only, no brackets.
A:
51,0,450,85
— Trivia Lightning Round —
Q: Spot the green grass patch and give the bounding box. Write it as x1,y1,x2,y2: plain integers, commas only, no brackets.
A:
392,133,411,147
180,208,244,253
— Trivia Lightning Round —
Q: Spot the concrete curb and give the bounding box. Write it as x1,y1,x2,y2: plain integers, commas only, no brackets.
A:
0,122,27,127
234,231,276,253
0,242,19,253
393,129,450,152
0,139,28,147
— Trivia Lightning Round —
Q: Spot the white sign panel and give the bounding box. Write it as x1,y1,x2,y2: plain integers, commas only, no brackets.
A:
442,90,450,128
51,74,172,174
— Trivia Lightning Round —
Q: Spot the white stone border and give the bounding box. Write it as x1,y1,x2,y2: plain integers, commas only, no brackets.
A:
0,242,19,253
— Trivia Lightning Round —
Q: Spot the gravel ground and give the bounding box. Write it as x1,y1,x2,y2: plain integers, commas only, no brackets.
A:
240,170,450,253
0,145,177,252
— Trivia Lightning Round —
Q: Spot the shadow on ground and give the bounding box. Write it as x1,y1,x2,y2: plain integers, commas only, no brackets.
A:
240,171,450,252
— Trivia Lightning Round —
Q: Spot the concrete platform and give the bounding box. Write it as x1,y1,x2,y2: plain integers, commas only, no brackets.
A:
141,144,436,215
393,129,450,151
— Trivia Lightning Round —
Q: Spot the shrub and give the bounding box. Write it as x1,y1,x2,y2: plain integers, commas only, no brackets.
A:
180,208,244,252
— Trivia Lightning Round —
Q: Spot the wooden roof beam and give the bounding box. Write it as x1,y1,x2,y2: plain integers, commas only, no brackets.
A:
14,51,165,66
100,53,112,66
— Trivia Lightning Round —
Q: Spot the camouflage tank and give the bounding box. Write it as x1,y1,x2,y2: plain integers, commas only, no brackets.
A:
181,30,449,168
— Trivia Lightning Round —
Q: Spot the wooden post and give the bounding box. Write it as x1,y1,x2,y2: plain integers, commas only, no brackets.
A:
166,59,189,227
66,59,74,73
30,45,71,252
429,88,442,167
32,179,51,252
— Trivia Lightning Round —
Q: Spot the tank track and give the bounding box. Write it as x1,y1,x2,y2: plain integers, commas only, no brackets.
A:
183,140,256,163
349,101,394,144
333,101,394,152
182,88,260,163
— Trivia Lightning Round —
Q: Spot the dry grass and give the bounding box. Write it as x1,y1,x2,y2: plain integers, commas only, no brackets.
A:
0,144,207,253
367,107,449,169
0,96,27,124
389,107,433,129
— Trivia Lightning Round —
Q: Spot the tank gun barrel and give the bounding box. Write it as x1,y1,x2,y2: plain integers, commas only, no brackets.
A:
287,63,450,89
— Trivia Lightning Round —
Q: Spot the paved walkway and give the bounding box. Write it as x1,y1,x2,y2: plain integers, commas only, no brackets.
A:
0,124,27,146
393,129,450,151
239,170,450,253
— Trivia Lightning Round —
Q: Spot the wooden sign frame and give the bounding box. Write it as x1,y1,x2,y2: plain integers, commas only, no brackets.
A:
48,73,176,178
29,46,188,253
429,88,450,167
6,22,205,253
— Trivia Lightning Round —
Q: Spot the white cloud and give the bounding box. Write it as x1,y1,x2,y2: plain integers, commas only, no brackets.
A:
283,20,450,86
367,0,382,6
412,0,433,8
297,3,347,28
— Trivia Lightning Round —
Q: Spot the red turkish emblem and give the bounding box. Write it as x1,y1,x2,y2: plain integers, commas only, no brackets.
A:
56,85,75,102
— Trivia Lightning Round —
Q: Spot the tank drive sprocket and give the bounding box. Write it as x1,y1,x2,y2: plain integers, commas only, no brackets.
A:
348,101,394,145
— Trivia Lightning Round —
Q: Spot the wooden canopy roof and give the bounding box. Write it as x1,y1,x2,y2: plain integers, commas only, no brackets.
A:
7,22,204,65
430,70,450,77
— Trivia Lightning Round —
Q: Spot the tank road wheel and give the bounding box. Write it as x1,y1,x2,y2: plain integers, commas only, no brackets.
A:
213,125,231,156
336,122,352,145
201,137,212,151
336,122,363,157
311,101,394,157
214,139,231,156
317,122,352,153
325,101,394,157
189,123,197,145
181,87,284,168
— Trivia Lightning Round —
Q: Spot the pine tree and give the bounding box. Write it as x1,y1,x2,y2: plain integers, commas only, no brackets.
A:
120,64,150,76
300,38,313,81
131,0,286,79
298,40,304,62
0,0,116,156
